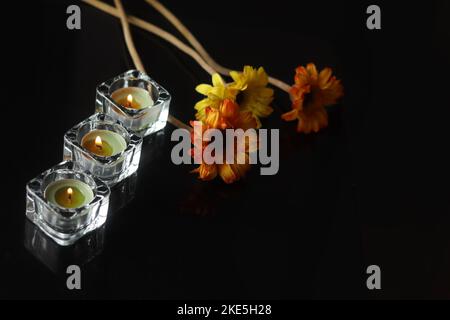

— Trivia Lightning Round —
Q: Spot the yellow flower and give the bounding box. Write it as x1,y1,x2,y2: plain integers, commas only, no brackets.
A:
194,67,274,128
230,66,274,128
194,73,239,122
282,63,344,133
191,99,257,184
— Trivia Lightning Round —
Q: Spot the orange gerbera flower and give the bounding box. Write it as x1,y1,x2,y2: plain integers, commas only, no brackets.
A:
281,63,344,133
191,99,257,184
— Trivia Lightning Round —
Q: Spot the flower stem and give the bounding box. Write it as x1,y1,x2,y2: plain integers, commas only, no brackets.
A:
145,0,291,93
113,0,145,72
83,0,216,77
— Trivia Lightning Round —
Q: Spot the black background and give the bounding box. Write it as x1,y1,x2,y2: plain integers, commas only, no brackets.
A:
1,0,449,299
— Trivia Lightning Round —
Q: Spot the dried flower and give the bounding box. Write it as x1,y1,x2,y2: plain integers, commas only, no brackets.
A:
194,73,239,122
282,63,343,133
230,66,274,128
191,99,257,184
195,67,274,128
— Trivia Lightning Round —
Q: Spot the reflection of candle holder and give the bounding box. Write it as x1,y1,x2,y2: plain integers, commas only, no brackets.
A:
95,70,171,137
63,113,143,186
140,129,167,165
25,161,110,246
109,172,138,214
24,219,104,275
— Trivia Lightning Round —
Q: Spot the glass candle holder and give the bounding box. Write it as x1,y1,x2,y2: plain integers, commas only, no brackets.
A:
63,113,143,186
95,70,171,137
26,161,110,246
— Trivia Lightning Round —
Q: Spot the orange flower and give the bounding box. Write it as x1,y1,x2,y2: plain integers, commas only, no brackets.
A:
282,63,344,133
191,99,257,184
204,99,258,130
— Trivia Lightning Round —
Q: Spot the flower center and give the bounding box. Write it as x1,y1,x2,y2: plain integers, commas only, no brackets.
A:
236,91,245,106
303,87,320,110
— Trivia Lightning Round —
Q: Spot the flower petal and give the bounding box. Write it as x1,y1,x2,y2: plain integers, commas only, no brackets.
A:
194,164,218,181
318,68,332,89
194,98,211,111
204,107,222,129
220,99,239,118
236,111,258,130
212,73,224,87
281,109,299,121
306,63,318,80
196,84,213,95
218,164,239,184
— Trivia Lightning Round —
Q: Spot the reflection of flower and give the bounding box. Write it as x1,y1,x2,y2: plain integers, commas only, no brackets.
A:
194,74,238,122
191,99,257,184
282,63,344,133
230,66,274,128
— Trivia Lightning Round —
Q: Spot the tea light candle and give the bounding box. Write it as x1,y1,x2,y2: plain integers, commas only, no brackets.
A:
111,87,154,110
81,129,127,157
45,179,94,209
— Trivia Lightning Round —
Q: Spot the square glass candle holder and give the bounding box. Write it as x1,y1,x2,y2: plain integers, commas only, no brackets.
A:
63,113,143,186
95,70,171,137
26,161,110,246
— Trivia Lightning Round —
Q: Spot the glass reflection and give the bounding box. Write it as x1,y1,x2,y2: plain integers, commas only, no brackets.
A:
23,219,104,275
109,172,138,214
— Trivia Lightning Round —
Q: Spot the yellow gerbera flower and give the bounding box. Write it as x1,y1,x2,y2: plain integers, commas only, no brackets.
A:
194,73,239,122
282,63,344,133
230,66,274,128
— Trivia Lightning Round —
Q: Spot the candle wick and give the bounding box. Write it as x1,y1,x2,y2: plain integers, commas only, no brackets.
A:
67,188,73,203
126,94,133,108
95,136,103,151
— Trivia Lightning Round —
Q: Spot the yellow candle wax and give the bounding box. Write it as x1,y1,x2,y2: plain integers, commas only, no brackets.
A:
81,129,127,157
45,179,94,209
111,87,154,110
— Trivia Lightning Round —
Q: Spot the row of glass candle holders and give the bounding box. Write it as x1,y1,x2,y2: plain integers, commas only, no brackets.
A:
26,70,171,246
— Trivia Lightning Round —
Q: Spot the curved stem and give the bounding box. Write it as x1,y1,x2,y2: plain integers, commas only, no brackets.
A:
145,0,230,76
83,0,216,77
145,0,291,93
111,0,192,131
114,0,145,72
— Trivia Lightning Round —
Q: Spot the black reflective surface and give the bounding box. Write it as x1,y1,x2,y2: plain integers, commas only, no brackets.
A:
1,0,449,299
